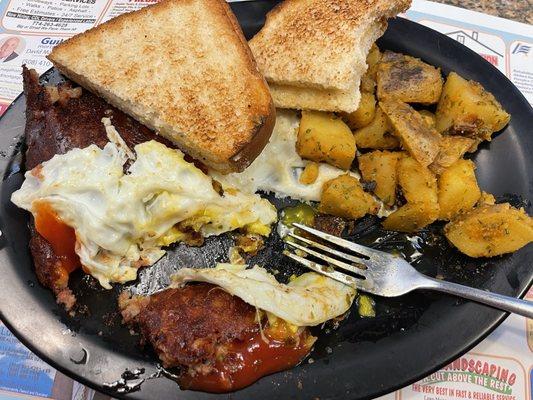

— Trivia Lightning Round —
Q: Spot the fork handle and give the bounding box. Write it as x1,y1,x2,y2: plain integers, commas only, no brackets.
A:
422,277,533,319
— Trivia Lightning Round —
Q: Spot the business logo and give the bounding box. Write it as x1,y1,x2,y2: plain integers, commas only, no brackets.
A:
509,40,533,105
40,37,64,46
511,43,531,55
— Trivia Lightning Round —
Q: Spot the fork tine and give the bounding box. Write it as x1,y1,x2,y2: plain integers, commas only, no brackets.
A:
283,251,361,289
287,232,369,264
292,223,385,258
286,240,369,277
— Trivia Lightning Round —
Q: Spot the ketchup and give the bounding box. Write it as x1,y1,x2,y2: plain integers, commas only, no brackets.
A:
34,202,80,282
181,329,314,393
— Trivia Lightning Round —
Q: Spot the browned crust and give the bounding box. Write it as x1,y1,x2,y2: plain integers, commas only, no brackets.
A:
229,101,276,171
380,99,442,166
119,284,258,368
21,66,174,310
313,214,347,237
28,223,75,310
48,0,275,174
218,0,277,171
23,67,75,310
218,0,267,84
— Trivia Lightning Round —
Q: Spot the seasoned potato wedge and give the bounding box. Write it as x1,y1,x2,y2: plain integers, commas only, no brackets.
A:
445,203,533,257
380,50,404,63
381,99,442,166
319,174,378,220
438,159,481,220
353,106,400,150
358,151,403,206
366,44,382,76
429,135,476,175
377,54,443,104
343,92,376,129
397,156,438,205
435,72,510,141
297,111,356,170
299,162,319,185
382,157,439,232
360,44,382,93
418,110,437,129
361,73,376,93
477,191,496,206
383,202,440,233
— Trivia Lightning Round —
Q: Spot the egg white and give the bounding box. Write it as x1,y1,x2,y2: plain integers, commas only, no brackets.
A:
210,110,359,202
171,263,357,327
11,141,277,288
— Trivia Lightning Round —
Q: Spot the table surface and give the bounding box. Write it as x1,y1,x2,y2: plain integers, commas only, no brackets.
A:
436,0,532,24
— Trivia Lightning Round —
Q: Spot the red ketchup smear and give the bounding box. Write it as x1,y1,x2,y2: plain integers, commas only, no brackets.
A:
34,202,80,282
181,328,314,393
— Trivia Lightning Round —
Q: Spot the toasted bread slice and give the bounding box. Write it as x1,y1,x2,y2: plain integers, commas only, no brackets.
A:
250,0,411,112
48,0,274,173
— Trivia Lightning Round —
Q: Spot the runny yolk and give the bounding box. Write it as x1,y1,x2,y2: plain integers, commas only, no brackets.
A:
180,328,314,393
34,202,80,281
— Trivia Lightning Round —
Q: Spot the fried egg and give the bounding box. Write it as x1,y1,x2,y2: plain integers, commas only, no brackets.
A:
171,263,356,326
12,141,277,288
210,110,359,202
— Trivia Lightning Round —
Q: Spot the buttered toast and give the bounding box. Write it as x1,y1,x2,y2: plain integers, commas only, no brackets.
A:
48,0,275,173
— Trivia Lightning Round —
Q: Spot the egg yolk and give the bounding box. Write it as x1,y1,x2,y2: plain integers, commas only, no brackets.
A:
34,202,80,282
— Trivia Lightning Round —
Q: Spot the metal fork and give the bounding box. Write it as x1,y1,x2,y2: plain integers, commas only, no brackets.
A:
284,223,533,319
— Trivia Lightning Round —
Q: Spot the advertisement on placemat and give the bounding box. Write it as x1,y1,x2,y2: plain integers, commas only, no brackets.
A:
401,354,528,400
0,323,54,397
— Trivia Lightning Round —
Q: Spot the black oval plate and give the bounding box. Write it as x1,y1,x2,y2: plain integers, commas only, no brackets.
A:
0,2,532,400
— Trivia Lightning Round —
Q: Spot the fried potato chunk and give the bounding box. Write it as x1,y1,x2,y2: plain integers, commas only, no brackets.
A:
380,99,442,166
299,162,319,185
358,150,403,206
397,156,439,205
319,174,378,220
418,110,437,129
377,54,443,104
435,72,510,142
380,50,404,63
361,73,376,94
353,106,400,150
382,202,439,233
360,44,382,93
297,111,356,170
477,191,496,206
366,44,382,77
343,92,376,129
444,203,533,257
382,157,439,232
429,135,476,175
438,159,481,220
